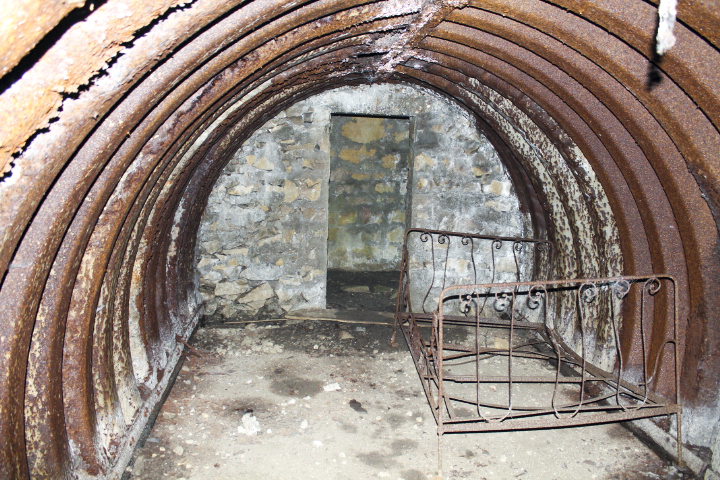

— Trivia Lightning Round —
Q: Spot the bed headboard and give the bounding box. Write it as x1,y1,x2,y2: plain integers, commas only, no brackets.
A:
397,228,554,315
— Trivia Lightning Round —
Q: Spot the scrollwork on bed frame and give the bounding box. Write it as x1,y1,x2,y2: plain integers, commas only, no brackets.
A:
392,228,553,346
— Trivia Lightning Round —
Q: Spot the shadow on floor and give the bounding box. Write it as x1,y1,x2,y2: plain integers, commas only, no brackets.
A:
326,269,399,312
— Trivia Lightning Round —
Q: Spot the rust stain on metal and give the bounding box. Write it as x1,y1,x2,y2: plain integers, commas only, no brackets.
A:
0,0,194,174
377,0,467,75
0,0,86,77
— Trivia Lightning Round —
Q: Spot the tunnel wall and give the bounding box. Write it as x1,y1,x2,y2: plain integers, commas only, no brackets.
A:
0,0,719,478
195,83,528,322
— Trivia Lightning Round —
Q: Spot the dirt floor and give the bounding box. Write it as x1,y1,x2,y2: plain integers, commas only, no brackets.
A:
126,314,693,480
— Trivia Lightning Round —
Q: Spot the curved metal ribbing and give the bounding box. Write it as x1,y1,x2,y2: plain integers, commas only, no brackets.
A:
0,0,719,477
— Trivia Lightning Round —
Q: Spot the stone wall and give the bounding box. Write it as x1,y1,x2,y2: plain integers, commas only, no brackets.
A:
195,84,529,321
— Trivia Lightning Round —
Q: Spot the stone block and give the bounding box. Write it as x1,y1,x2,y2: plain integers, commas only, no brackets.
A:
389,210,405,223
197,257,214,269
283,180,299,203
238,283,274,305
201,240,222,254
222,208,267,229
243,264,283,281
249,155,274,171
302,182,322,202
258,233,282,247
223,248,249,256
414,153,435,170
303,158,323,169
341,116,386,143
200,270,223,283
282,229,296,242
215,281,250,297
374,183,393,194
472,166,491,177
303,268,324,281
203,300,218,316
198,289,215,303
301,282,325,309
279,276,303,287
303,207,321,220
338,212,358,225
276,286,296,303
483,180,512,196
229,184,253,195
393,129,409,143
388,226,405,243
339,145,376,164
382,154,399,169
485,200,513,212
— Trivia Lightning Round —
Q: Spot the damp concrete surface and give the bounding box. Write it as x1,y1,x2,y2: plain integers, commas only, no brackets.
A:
126,316,692,479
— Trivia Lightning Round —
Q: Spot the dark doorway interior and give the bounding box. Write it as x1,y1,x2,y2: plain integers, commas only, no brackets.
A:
325,269,399,311
326,113,410,312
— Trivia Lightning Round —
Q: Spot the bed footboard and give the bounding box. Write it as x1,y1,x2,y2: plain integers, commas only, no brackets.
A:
399,274,683,475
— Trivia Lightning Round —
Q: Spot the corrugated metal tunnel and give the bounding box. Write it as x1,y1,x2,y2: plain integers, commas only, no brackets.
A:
0,0,719,478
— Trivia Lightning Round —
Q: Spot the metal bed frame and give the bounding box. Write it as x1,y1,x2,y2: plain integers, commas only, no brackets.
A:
392,229,682,476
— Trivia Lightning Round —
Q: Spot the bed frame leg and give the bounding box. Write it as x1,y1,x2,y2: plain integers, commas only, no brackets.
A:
677,411,683,467
437,432,443,480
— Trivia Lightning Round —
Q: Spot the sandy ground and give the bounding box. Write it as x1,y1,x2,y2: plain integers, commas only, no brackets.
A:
126,318,691,480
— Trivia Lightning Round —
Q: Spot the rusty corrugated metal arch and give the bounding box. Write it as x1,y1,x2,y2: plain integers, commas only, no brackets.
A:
0,0,719,478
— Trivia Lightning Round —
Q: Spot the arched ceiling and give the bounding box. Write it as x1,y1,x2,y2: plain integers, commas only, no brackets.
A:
0,0,719,478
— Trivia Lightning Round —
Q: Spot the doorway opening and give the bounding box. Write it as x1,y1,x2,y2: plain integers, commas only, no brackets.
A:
326,113,412,311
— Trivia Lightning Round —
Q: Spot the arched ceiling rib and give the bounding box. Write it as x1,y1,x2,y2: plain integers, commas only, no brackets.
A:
424,24,692,288
468,0,720,126
1,1,720,478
